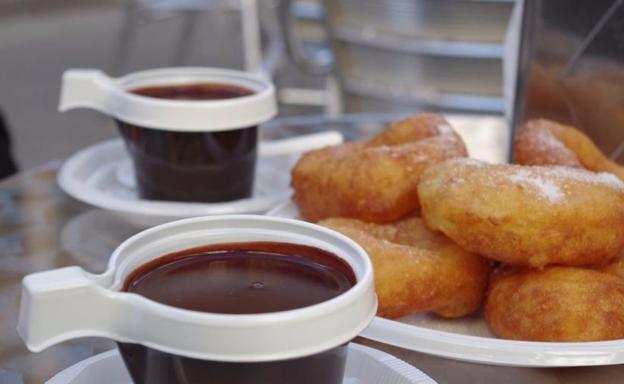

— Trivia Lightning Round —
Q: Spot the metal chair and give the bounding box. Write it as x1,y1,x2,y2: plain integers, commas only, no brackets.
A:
281,0,516,115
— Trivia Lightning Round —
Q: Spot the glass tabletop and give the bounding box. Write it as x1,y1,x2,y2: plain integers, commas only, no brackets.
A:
0,114,622,383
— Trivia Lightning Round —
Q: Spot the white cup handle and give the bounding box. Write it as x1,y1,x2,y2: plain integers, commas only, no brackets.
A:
59,69,116,114
17,267,118,352
258,130,344,157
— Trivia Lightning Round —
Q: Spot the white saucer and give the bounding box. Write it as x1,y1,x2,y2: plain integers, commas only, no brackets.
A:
58,138,315,227
46,343,437,384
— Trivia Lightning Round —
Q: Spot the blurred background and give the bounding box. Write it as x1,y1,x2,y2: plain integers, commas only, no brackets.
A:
0,0,517,171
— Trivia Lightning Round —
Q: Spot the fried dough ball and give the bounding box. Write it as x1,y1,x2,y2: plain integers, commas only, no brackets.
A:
291,113,468,223
418,158,624,268
320,216,490,319
514,118,624,180
485,266,624,342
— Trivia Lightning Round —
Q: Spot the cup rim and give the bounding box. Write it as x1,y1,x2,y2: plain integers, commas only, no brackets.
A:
110,67,277,132
117,67,271,105
104,215,373,324
108,215,374,323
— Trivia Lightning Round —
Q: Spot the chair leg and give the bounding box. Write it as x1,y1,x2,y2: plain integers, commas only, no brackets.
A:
258,0,285,76
206,6,229,67
240,0,263,74
112,1,140,75
172,10,201,66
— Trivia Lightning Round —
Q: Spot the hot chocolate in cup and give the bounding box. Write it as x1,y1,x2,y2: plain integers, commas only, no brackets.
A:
59,68,278,203
18,215,377,384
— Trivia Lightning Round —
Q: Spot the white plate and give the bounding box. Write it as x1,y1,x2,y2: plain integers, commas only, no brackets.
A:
57,135,342,227
46,343,437,384
267,201,624,367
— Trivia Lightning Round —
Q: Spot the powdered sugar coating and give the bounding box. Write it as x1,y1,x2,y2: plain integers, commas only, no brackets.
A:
436,123,453,135
446,157,487,167
505,166,624,203
508,169,564,203
443,159,624,204
371,134,464,159
547,166,624,191
529,123,569,152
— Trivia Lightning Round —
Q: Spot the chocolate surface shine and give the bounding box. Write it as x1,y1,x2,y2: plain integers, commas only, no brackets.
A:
131,82,254,100
123,241,356,314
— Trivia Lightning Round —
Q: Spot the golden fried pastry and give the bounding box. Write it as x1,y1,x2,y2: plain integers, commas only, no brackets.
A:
485,266,624,342
320,216,490,319
514,118,624,180
291,113,467,223
367,113,455,146
418,158,624,268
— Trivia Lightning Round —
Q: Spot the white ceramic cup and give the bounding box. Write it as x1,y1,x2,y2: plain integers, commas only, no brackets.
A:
18,215,377,383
